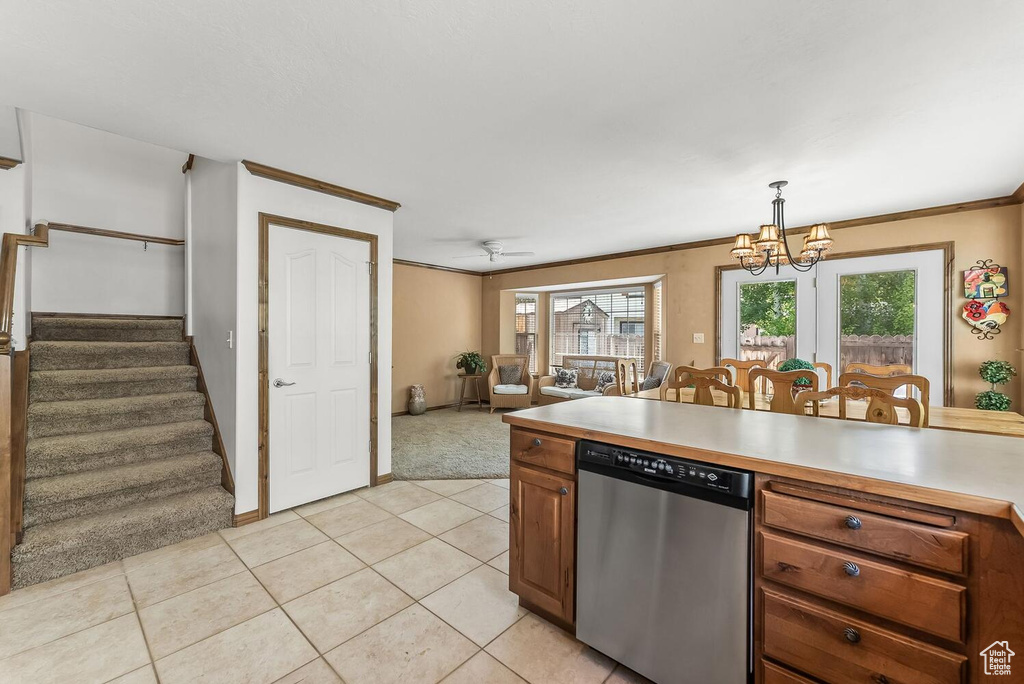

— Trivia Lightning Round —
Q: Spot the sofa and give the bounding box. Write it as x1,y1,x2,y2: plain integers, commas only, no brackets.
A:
538,355,621,405
487,354,535,413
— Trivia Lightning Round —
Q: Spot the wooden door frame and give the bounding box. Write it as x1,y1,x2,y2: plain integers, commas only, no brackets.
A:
258,212,379,520
714,241,955,406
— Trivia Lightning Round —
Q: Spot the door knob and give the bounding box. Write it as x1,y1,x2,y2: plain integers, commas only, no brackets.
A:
273,378,296,388
559,487,568,495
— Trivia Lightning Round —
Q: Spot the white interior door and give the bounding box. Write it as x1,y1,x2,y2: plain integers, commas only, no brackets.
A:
268,224,371,513
815,250,945,403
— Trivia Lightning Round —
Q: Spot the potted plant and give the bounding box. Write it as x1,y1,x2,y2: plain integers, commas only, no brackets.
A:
455,351,487,376
976,360,1017,411
778,358,816,397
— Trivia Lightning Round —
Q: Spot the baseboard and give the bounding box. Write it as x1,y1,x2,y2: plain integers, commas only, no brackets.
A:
391,400,490,417
233,510,261,527
376,472,394,485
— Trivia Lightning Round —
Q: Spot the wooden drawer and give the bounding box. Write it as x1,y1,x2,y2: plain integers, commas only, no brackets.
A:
760,531,966,642
761,491,968,575
762,589,966,684
511,428,576,475
762,660,816,684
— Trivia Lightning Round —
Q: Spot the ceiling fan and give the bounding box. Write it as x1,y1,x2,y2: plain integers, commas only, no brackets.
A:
453,240,535,263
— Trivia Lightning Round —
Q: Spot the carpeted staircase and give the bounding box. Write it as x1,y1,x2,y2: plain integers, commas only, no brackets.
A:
11,316,234,589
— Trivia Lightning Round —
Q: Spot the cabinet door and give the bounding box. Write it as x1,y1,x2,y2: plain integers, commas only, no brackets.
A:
509,464,575,624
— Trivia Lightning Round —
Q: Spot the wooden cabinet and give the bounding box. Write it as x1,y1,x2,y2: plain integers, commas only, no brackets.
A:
509,428,576,627
756,478,978,683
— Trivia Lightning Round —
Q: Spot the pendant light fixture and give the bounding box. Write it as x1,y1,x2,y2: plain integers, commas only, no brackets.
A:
730,181,834,274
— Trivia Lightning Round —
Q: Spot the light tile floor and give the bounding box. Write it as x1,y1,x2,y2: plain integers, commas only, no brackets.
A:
0,479,649,684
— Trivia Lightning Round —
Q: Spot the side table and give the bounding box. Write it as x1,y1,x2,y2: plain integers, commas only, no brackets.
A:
457,373,483,412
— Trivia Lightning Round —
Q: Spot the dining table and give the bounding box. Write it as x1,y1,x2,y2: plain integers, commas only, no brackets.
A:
630,386,1024,438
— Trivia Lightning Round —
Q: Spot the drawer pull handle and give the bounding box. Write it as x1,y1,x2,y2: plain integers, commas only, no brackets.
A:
843,561,860,577
559,487,569,495
844,515,863,530
532,438,542,447
843,627,861,644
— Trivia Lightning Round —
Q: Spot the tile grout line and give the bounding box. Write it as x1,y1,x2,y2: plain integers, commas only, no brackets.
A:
122,571,162,683
216,530,325,681
0,575,137,664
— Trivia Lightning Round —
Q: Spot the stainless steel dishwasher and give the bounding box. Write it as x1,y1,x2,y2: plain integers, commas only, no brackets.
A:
576,440,753,684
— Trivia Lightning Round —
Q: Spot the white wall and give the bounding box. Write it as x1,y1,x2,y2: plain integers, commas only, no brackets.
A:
0,106,21,161
233,168,394,514
27,113,187,316
188,157,239,476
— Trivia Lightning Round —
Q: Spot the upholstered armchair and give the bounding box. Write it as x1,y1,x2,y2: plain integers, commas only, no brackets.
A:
487,354,535,413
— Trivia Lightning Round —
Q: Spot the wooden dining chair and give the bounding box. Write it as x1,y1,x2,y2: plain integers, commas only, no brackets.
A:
838,372,930,427
661,365,733,400
794,386,925,427
672,376,742,409
812,362,833,388
720,358,766,392
747,368,819,415
616,358,641,396
845,362,912,377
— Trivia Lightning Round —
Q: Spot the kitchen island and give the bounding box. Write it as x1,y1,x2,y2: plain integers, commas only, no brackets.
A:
503,396,1024,684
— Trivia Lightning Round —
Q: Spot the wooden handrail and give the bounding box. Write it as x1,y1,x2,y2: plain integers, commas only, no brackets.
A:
46,222,186,246
0,222,185,354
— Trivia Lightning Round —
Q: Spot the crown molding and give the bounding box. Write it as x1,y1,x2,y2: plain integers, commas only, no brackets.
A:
242,160,401,212
482,188,1024,277
394,258,481,277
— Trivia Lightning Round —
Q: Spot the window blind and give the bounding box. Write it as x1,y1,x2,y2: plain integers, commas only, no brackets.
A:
515,294,538,374
549,287,646,373
652,281,663,363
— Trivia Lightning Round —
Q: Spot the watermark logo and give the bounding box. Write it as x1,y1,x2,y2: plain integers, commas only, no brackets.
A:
981,641,1015,676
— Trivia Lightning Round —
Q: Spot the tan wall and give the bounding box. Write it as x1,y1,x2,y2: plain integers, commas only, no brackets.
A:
392,264,482,414
483,205,1023,408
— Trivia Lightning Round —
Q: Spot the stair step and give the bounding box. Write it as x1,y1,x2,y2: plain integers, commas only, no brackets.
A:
27,420,214,479
23,452,223,528
11,487,234,590
32,317,184,342
28,392,206,438
30,341,191,371
29,365,198,403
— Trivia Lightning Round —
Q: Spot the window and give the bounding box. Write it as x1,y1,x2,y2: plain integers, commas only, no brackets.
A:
651,281,663,362
550,287,646,373
839,270,916,373
514,294,538,374
738,280,796,370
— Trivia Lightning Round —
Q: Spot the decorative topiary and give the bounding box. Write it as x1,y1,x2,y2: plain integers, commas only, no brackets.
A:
979,360,1017,387
778,358,816,386
976,390,1012,412
976,360,1016,411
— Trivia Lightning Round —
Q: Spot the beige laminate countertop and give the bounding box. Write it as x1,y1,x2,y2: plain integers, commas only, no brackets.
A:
502,397,1024,535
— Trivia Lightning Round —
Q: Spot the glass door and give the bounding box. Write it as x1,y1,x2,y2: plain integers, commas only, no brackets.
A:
815,250,945,402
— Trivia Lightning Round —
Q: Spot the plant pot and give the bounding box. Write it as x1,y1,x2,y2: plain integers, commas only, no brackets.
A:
408,385,427,416
791,383,814,399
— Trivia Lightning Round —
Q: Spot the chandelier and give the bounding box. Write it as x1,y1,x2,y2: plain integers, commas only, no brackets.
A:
730,181,834,274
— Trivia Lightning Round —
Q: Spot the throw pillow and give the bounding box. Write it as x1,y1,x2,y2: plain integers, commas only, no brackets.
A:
498,364,523,385
554,368,579,389
595,371,617,392
641,375,663,391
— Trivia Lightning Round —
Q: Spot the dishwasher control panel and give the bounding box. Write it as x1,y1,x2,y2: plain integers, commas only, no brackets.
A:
579,441,752,498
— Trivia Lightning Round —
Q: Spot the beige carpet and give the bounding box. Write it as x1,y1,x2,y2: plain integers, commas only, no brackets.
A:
392,408,512,480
